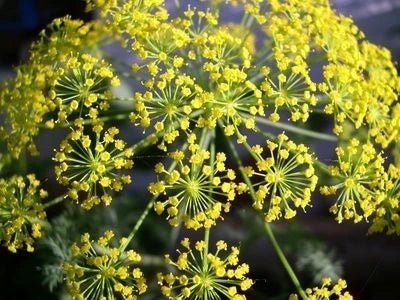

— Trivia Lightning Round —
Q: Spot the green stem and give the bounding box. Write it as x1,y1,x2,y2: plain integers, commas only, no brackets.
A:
251,115,338,142
209,128,216,198
198,128,209,149
202,128,214,271
313,159,331,174
264,223,308,300
131,254,165,267
108,97,135,102
224,134,307,300
43,194,67,209
203,228,210,271
119,194,159,253
128,134,157,154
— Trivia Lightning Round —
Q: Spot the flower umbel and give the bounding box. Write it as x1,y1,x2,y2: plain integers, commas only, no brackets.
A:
320,138,385,223
368,164,400,235
54,124,133,209
158,237,253,299
63,230,147,300
49,53,119,123
149,134,237,229
0,175,46,252
245,132,317,222
130,75,195,151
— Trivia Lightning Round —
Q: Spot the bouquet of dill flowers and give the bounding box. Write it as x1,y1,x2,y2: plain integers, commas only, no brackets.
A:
0,0,399,299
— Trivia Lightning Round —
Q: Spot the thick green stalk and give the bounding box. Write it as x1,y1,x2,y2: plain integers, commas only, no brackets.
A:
224,134,307,300
43,194,67,209
251,115,338,142
119,194,159,253
202,129,215,271
127,134,157,154
202,228,210,272
263,223,308,300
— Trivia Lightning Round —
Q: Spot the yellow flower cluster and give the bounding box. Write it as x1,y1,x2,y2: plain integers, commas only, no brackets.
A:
64,230,147,300
198,67,264,143
0,175,46,253
158,238,253,299
290,277,352,300
83,0,400,152
320,139,385,224
262,72,317,123
242,0,400,145
54,125,133,209
245,133,317,222
262,0,317,123
0,63,51,158
130,75,196,151
149,134,237,229
49,52,119,124
313,8,400,142
0,17,107,158
368,164,400,235
87,0,168,47
31,17,107,64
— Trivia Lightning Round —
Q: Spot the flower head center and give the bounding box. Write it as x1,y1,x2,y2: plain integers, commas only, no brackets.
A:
165,103,177,115
185,180,200,197
344,177,356,188
200,275,213,290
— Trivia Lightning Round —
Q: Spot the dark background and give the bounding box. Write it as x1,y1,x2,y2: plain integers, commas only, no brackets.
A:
0,1,400,300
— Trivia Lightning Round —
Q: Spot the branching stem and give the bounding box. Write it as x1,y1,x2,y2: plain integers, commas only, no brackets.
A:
43,194,67,209
251,114,338,142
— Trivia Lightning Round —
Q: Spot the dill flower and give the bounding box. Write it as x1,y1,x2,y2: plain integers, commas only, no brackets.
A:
245,132,318,222
201,25,251,69
49,53,119,123
0,175,47,253
262,0,317,123
262,71,317,123
130,75,195,151
53,124,133,209
360,41,400,148
63,230,147,300
149,134,237,229
320,138,385,224
139,22,191,61
266,0,312,70
158,237,253,299
86,0,168,51
197,69,264,143
289,277,353,300
368,164,400,235
0,63,51,158
318,63,364,135
0,16,108,159
31,16,107,65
